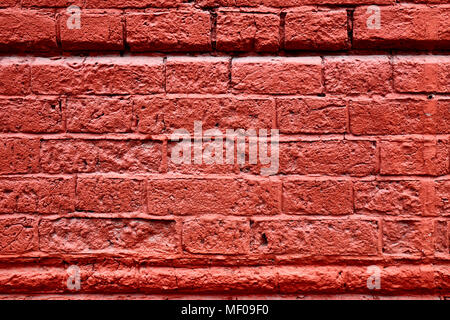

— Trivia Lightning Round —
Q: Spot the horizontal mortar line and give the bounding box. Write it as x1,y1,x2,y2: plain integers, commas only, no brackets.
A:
2,93,450,99
1,133,449,141
0,254,445,264
1,212,447,222
3,53,450,61
0,254,446,263
1,173,449,180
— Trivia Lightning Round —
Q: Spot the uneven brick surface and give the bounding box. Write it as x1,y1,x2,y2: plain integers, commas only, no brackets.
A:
0,0,448,299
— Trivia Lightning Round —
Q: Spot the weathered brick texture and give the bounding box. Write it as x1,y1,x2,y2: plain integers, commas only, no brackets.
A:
0,0,448,299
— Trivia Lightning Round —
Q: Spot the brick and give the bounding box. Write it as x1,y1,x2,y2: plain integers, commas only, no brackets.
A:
126,11,211,52
354,180,426,216
0,97,63,133
0,9,56,51
39,218,179,254
41,140,162,174
0,217,37,254
216,12,280,52
134,96,275,134
383,219,434,256
66,97,133,133
354,5,450,50
0,177,75,214
198,0,394,7
31,56,164,94
436,180,450,216
279,140,377,177
76,177,145,213
147,178,281,215
167,139,238,175
166,57,229,93
435,221,448,254
0,0,17,7
232,57,322,94
283,179,353,215
23,0,187,7
182,218,250,254
0,138,39,175
393,56,450,93
277,97,347,134
0,57,30,95
176,266,277,293
380,139,449,176
324,56,392,94
59,11,124,51
0,266,65,293
250,219,379,255
349,97,450,135
285,9,348,51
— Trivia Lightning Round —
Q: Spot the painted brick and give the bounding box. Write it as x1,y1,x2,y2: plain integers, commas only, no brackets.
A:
31,56,164,94
250,219,379,255
134,96,275,134
232,57,323,94
380,139,449,176
147,178,281,215
126,11,211,52
41,140,162,174
182,218,250,254
0,9,56,51
39,218,179,254
349,97,450,135
324,56,392,94
76,177,146,213
279,140,377,177
285,9,348,51
383,219,434,256
0,57,30,95
59,11,124,51
354,180,425,216
166,57,230,94
0,138,40,175
282,179,353,215
354,5,450,49
0,97,63,133
277,97,347,134
0,217,37,254
394,56,450,93
0,177,75,214
216,12,280,52
66,97,133,133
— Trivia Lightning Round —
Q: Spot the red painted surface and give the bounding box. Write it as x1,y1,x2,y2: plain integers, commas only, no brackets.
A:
0,0,448,299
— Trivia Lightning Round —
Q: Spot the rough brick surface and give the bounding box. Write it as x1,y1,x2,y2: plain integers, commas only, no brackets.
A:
380,139,449,176
394,56,450,93
217,12,280,52
59,11,124,51
31,56,164,94
126,11,211,52
0,97,63,133
0,0,448,299
0,9,56,52
0,177,75,214
285,9,349,51
232,57,323,94
324,56,392,94
349,97,450,135
279,140,377,176
354,5,450,50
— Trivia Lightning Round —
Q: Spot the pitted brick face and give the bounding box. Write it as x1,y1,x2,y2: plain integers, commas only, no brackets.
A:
0,0,448,299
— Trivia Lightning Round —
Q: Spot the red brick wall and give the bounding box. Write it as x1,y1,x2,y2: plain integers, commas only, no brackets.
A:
0,0,449,299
